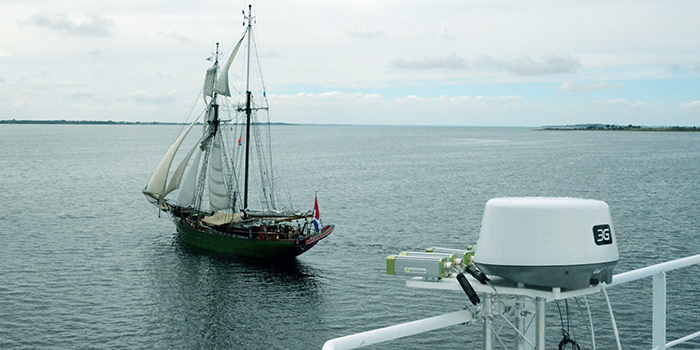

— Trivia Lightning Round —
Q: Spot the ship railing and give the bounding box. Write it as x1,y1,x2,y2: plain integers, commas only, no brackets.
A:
604,253,700,350
322,253,700,350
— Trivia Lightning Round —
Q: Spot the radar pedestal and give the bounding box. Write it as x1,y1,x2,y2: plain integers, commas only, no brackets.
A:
407,274,601,350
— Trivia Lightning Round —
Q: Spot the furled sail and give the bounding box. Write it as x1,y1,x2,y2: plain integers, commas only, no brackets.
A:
177,146,202,207
213,34,246,97
208,132,231,211
145,116,201,198
164,140,200,197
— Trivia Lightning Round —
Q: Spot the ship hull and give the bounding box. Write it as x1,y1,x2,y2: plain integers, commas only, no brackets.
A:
174,218,333,259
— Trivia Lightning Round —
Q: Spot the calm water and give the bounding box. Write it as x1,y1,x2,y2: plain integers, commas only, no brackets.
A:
1,124,699,349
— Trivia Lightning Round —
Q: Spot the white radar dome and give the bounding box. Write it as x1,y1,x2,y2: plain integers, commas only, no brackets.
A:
473,197,619,290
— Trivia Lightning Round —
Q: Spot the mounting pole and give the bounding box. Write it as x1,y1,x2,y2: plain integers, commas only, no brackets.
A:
484,293,493,350
517,296,525,350
536,297,546,350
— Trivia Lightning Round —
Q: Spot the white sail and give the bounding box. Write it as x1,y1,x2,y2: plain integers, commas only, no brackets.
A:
203,67,216,100
213,34,245,97
208,132,231,211
164,140,200,197
177,146,202,207
145,116,201,198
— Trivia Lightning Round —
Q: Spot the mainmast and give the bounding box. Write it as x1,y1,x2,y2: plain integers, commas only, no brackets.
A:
243,4,253,211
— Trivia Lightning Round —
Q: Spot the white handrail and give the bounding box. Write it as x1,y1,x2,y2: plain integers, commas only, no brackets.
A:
667,330,700,348
607,253,700,286
322,309,474,350
606,253,700,350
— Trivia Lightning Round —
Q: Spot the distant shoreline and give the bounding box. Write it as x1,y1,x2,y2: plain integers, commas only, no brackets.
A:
0,119,294,126
540,124,699,132
1,120,698,131
0,119,185,125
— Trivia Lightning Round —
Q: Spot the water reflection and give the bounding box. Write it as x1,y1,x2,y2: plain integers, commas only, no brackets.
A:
144,235,326,349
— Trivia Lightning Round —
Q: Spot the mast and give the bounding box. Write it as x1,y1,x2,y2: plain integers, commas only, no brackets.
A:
243,4,253,211
212,43,220,138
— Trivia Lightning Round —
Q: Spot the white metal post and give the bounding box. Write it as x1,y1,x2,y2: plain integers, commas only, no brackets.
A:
517,297,525,350
484,293,493,350
652,271,666,350
536,297,546,350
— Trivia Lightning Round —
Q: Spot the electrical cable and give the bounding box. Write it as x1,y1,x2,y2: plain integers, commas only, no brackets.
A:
567,299,578,346
574,296,596,350
556,300,581,350
601,284,623,350
583,296,596,350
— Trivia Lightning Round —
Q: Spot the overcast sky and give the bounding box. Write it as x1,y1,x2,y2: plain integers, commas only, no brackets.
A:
2,0,699,126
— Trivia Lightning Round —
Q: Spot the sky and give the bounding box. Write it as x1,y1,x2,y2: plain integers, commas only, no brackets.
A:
1,0,700,127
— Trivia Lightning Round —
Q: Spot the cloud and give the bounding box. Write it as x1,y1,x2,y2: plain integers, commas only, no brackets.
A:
345,28,384,40
441,28,456,41
390,53,466,70
131,90,176,104
411,95,524,107
271,91,383,105
602,99,649,108
28,13,116,37
271,91,523,108
680,101,700,108
267,91,526,125
68,91,94,100
476,54,581,76
88,48,104,58
670,62,700,73
557,81,626,93
159,30,191,43
390,54,581,75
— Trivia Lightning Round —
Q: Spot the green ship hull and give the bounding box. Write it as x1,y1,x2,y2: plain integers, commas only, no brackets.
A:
174,219,333,259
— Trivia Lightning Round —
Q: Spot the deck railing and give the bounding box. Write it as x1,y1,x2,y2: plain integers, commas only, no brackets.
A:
322,253,700,350
605,253,700,350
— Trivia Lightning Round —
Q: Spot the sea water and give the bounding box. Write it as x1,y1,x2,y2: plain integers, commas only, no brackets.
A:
1,124,699,349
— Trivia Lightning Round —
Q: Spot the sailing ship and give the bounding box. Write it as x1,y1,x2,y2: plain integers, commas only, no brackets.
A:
143,5,333,259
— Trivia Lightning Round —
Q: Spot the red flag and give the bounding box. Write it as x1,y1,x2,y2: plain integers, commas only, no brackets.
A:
313,194,320,232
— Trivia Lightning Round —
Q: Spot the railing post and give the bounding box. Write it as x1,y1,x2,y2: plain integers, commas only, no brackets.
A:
536,297,546,350
652,271,666,350
484,293,493,350
516,296,525,350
